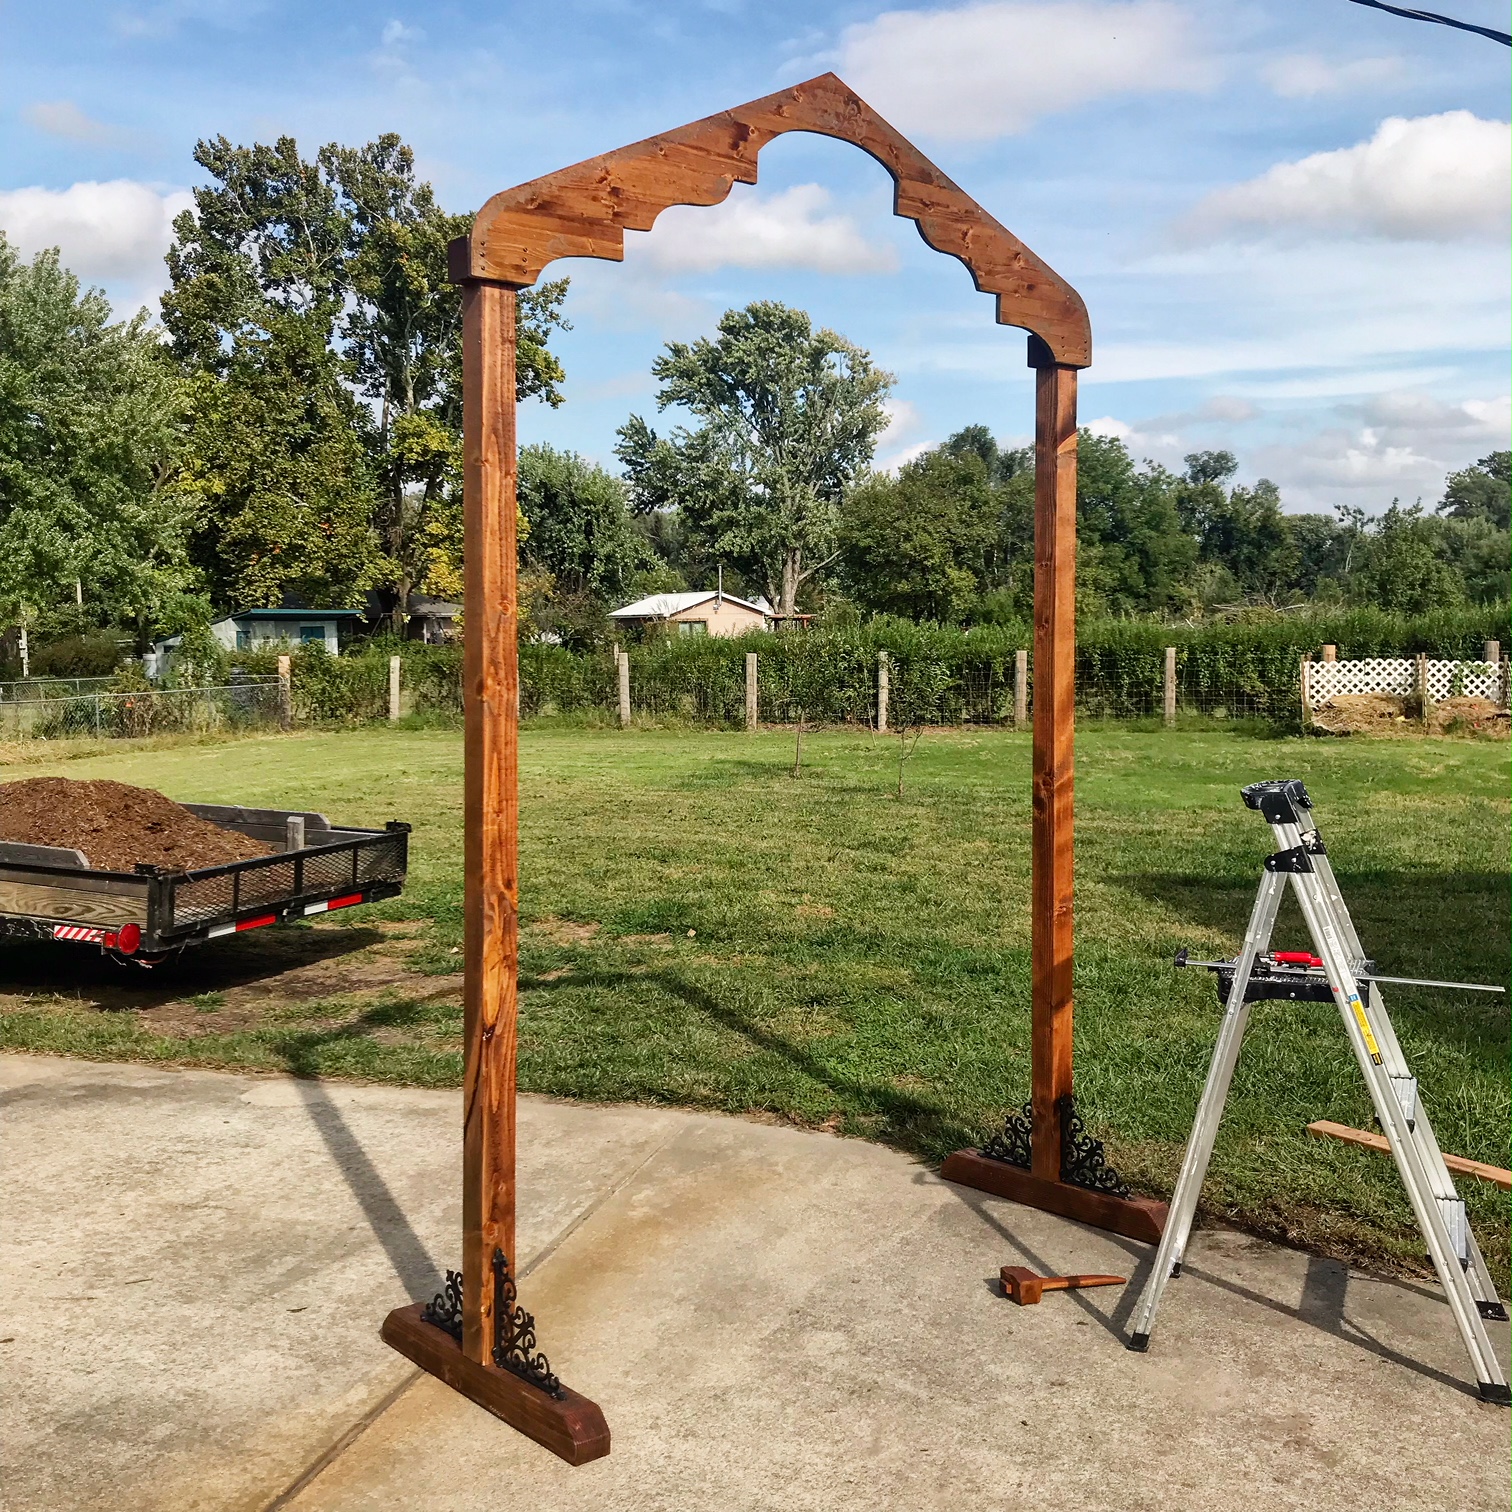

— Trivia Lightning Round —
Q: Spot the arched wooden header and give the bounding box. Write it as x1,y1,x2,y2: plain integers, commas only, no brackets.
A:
448,71,1091,368
383,71,1159,1469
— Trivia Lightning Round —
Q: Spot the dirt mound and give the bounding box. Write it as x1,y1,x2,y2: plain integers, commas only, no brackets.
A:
0,778,273,872
1310,693,1508,738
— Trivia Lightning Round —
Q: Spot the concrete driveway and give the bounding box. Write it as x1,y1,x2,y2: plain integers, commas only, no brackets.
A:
1,1053,1506,1512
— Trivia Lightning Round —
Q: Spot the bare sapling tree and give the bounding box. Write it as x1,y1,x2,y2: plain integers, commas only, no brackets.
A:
889,656,948,798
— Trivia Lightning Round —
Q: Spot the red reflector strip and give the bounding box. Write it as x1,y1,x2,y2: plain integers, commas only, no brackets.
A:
52,924,106,944
326,893,363,910
235,914,278,932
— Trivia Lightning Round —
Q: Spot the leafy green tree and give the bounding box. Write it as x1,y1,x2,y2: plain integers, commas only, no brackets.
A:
1075,434,1196,615
0,236,191,637
1348,503,1465,614
517,444,649,648
839,449,997,621
164,132,570,619
1438,451,1509,530
616,301,892,619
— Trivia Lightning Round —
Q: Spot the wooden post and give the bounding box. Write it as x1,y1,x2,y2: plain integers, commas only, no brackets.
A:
1014,648,1028,728
877,651,890,733
1322,644,1337,662
1162,646,1177,728
940,341,1166,1245
458,280,519,1366
617,651,631,728
1028,353,1076,1184
381,270,607,1464
1500,654,1509,711
745,652,758,732
277,655,291,731
1483,640,1499,666
388,655,402,723
1416,652,1430,727
1300,656,1311,729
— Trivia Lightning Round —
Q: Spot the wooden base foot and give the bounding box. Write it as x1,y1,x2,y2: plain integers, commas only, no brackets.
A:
381,1304,610,1465
941,1149,1168,1244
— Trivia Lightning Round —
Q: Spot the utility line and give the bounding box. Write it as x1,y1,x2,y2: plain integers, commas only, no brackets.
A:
1345,0,1512,46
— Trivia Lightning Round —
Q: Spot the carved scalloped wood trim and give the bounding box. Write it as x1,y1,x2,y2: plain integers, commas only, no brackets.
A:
453,72,1090,368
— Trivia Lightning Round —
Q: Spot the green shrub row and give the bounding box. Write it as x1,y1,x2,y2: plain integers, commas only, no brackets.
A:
203,606,1509,729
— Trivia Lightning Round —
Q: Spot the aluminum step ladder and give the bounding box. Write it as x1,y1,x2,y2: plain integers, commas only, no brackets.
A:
1126,778,1509,1404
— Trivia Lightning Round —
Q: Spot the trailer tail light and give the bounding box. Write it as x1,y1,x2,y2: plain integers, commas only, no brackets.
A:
113,923,141,955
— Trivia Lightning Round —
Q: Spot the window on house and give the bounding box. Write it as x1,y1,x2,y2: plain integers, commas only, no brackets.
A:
300,625,325,643
677,620,708,637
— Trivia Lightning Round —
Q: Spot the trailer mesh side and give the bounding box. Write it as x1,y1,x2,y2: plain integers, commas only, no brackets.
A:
169,833,408,930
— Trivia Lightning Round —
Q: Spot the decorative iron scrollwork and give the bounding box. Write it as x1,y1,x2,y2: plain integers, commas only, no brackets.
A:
492,1249,566,1399
421,1269,464,1341
981,1100,1034,1168
1057,1094,1131,1198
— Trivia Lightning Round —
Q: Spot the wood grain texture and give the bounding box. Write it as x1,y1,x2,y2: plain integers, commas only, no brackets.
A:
0,880,148,926
462,282,520,1367
1307,1120,1511,1190
382,1305,610,1465
453,72,1090,367
941,1150,1167,1245
1029,356,1078,1180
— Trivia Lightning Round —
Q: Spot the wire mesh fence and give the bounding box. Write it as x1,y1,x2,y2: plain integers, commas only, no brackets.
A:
0,680,284,742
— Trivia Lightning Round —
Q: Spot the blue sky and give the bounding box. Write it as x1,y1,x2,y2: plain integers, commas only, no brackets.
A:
2,0,1508,513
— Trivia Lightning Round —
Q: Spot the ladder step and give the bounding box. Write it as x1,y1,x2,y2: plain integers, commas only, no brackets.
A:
1306,1121,1511,1190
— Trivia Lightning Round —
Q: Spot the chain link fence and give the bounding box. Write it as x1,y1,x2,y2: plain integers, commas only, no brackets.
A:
0,680,284,742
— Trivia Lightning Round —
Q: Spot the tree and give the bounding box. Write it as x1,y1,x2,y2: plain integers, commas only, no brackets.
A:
324,136,569,628
616,302,892,619
517,444,649,648
839,449,997,621
164,132,571,618
1438,451,1510,531
1348,503,1464,614
0,236,190,636
1074,434,1196,615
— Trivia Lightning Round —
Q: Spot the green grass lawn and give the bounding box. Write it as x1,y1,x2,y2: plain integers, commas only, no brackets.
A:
1,724,1506,1284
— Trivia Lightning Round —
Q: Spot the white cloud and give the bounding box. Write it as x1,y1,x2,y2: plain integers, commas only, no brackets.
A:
23,101,135,148
837,1,1217,141
381,18,423,46
0,180,191,296
1182,112,1511,244
630,184,899,275
1262,54,1403,99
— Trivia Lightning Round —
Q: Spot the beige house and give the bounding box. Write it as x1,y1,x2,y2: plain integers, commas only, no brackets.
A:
610,590,771,638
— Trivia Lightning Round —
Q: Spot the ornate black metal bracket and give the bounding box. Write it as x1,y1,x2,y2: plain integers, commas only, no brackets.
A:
1057,1094,1132,1198
491,1249,566,1399
421,1269,463,1340
981,1100,1033,1168
978,1095,1132,1199
418,1255,567,1400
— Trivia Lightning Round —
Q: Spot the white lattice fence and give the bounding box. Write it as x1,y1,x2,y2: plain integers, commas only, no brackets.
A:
1303,657,1506,709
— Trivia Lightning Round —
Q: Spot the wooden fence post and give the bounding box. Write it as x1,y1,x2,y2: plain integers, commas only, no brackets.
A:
1300,656,1311,728
1501,654,1510,711
617,650,631,729
745,652,758,732
1014,648,1028,729
1163,646,1176,728
876,651,889,733
1484,639,1500,666
1415,652,1430,727
1322,644,1337,662
277,654,291,731
388,655,402,723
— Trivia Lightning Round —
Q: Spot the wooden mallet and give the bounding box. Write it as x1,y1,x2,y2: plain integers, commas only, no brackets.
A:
1000,1265,1126,1306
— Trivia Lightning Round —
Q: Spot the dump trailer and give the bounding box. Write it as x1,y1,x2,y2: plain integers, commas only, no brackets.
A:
0,805,410,964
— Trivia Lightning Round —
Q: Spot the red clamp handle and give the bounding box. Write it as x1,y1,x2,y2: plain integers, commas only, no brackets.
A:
1273,951,1323,967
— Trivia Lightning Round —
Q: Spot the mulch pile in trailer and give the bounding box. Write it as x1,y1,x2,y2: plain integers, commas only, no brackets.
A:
1311,694,1508,738
0,778,273,872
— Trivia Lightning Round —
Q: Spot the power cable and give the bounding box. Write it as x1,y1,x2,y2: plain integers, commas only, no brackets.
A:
1345,0,1512,46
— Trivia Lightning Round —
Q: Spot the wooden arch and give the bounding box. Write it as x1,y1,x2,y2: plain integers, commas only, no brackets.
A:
382,73,1163,1465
